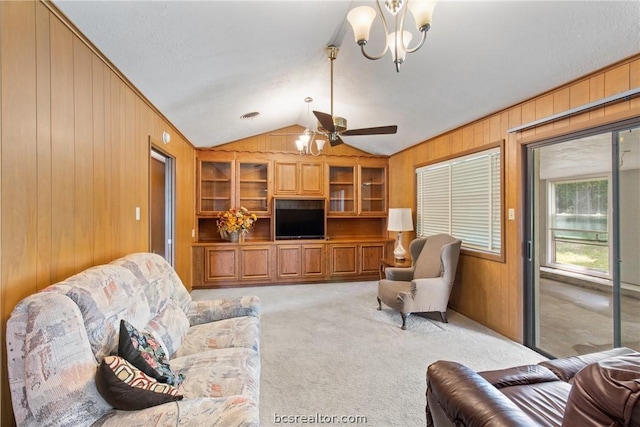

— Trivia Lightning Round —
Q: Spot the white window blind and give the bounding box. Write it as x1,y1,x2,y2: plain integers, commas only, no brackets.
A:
416,147,501,254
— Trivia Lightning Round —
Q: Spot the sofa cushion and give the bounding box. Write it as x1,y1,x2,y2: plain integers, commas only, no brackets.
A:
46,264,152,361
112,252,192,315
172,316,260,358
170,348,260,403
145,299,191,357
118,319,184,386
6,292,113,427
96,356,183,411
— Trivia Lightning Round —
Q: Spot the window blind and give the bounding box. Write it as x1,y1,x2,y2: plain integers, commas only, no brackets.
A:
416,147,501,254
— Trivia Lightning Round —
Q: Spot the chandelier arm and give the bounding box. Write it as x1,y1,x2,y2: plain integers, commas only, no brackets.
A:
403,28,428,54
399,2,428,55
358,0,390,61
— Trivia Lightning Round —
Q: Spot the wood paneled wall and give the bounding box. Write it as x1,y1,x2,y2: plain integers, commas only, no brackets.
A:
389,55,640,343
0,2,195,424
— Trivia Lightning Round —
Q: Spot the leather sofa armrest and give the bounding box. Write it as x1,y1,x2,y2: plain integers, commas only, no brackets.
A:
478,364,560,389
539,347,635,382
562,353,640,427
426,361,538,427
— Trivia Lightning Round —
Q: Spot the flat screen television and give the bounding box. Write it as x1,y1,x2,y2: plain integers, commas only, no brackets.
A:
274,199,325,240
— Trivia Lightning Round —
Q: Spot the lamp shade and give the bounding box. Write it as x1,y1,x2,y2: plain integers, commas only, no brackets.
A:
387,208,414,231
387,31,412,63
347,6,376,43
408,0,436,30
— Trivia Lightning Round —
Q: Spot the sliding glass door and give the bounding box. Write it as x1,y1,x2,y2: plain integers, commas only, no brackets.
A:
525,121,639,357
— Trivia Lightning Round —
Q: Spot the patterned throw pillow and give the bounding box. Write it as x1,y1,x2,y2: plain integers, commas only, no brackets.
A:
118,319,184,386
95,356,182,410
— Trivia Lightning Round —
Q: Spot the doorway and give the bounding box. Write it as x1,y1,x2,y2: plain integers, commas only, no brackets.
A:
525,121,640,358
150,148,175,266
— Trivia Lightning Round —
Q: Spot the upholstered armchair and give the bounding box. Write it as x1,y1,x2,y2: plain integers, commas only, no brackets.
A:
377,234,462,329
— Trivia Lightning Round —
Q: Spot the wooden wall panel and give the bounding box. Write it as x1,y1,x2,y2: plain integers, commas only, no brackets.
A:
389,54,640,342
74,38,95,272
50,16,76,283
0,3,197,423
36,2,52,290
1,3,38,425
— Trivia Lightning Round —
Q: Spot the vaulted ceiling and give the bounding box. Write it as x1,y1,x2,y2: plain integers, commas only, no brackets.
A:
53,1,640,156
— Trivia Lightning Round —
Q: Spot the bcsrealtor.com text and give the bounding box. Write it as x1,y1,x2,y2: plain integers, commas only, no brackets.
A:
273,413,368,424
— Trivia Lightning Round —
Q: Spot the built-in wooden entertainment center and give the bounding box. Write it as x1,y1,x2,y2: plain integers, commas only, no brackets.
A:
192,149,393,288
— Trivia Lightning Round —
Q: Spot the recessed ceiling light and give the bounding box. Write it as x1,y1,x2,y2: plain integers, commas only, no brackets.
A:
240,111,260,120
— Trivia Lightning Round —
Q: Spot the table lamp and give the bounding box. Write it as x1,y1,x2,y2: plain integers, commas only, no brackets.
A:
387,208,414,261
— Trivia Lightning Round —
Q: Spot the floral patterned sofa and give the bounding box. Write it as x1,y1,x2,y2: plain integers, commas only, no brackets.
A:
6,252,261,426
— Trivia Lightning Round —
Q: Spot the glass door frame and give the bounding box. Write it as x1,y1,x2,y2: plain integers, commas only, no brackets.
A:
524,118,639,356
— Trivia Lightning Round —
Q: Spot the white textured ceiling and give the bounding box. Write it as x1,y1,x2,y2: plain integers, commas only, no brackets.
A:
52,1,640,156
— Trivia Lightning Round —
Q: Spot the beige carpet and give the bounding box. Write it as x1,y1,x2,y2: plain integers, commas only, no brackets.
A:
192,281,547,427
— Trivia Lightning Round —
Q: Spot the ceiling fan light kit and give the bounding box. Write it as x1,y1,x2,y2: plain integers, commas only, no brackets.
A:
293,45,398,153
347,0,436,72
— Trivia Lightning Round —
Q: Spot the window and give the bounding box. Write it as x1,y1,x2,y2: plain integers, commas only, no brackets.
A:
416,146,502,256
548,178,609,274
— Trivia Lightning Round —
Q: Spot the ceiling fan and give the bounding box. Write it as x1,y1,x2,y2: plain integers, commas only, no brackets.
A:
313,45,398,147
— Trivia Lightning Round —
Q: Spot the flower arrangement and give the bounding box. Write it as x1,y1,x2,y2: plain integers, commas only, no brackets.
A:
217,206,258,235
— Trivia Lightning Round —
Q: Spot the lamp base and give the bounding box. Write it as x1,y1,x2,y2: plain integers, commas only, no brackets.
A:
394,231,406,261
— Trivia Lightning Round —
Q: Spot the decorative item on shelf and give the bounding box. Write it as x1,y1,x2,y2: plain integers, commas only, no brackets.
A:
217,206,258,242
347,0,436,72
387,207,414,260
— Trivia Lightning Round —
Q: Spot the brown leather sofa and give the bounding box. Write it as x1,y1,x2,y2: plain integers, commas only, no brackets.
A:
426,347,640,427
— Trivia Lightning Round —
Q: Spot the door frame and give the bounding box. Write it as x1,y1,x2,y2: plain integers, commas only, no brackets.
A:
149,139,176,266
523,118,638,356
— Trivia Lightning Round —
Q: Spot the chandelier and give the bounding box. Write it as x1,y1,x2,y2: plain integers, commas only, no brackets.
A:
347,0,436,72
295,97,326,156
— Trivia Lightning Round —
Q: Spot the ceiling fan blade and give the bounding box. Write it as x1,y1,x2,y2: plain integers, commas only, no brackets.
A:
342,125,398,136
329,134,345,147
313,110,336,133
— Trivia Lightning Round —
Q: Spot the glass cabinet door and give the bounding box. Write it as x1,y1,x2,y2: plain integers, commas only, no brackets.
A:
360,166,386,214
198,160,233,214
328,165,356,215
238,162,269,214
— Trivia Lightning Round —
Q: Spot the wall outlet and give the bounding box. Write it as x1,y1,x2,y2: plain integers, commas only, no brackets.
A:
508,208,515,220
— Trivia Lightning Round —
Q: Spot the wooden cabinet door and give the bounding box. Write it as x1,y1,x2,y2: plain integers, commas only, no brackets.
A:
327,164,356,216
277,245,302,279
360,243,386,275
240,245,272,280
300,162,324,195
204,247,238,282
275,162,298,194
237,161,270,215
329,243,358,276
359,165,387,215
197,159,234,215
302,244,325,277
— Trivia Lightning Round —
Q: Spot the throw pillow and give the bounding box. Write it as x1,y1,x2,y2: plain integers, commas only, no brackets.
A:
118,319,184,386
95,355,183,411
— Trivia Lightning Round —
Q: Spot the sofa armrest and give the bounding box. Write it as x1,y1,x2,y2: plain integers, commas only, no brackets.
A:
478,364,560,389
187,296,261,325
385,266,415,281
426,361,538,427
539,347,635,382
562,353,640,427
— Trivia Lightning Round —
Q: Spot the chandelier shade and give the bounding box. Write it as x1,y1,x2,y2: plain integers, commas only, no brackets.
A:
347,0,436,72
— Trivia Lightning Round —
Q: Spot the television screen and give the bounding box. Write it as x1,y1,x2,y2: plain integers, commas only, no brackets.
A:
275,199,325,240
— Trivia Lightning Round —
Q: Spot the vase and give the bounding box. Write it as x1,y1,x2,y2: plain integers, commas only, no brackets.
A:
229,231,239,243
239,232,246,243
219,230,228,240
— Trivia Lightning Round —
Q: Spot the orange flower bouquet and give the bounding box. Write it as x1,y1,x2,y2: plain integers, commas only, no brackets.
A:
217,207,258,241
